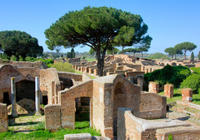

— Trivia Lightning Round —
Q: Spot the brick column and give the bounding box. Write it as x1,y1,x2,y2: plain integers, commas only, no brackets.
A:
148,81,159,93
182,88,193,102
0,103,8,132
164,84,174,98
10,77,17,117
44,104,61,131
35,77,40,115
137,76,144,91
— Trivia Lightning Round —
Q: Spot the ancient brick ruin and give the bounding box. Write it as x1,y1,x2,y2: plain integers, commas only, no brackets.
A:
0,60,200,140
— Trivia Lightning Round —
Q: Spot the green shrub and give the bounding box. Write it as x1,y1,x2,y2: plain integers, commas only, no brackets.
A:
10,55,17,61
25,56,36,61
37,58,54,67
147,53,169,59
19,55,24,61
180,73,200,93
144,65,191,88
0,53,9,61
50,62,75,72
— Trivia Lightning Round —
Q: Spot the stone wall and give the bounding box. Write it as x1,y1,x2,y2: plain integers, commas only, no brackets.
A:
117,107,199,140
117,108,142,140
0,64,41,104
148,82,159,93
58,71,82,82
60,80,93,129
156,126,200,140
138,92,166,119
0,103,8,132
40,68,60,103
44,104,61,131
92,80,106,136
64,133,110,140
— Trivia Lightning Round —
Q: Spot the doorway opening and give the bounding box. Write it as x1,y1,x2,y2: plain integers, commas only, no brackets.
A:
3,92,11,105
75,97,90,122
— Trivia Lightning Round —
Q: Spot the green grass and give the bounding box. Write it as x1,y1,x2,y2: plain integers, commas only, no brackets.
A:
159,88,200,105
50,62,75,73
159,89,182,104
0,121,100,140
85,58,96,62
191,67,200,74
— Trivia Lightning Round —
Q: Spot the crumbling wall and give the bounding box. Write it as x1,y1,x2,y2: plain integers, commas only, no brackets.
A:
40,68,60,103
138,92,166,119
117,108,142,140
0,103,8,132
44,104,61,131
156,126,200,140
60,80,93,129
0,65,23,103
92,80,106,136
58,72,82,82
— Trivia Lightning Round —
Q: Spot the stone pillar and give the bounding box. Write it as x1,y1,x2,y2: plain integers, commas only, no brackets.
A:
51,81,56,104
11,77,17,117
182,88,193,102
0,103,8,132
93,69,98,76
35,77,40,115
44,104,61,131
164,84,174,98
137,76,144,91
148,81,159,93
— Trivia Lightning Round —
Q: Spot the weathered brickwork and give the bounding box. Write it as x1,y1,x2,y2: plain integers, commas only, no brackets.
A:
60,80,93,129
156,126,200,140
164,84,174,98
44,104,61,131
0,103,8,132
181,88,193,102
138,92,166,119
117,107,200,140
148,82,159,93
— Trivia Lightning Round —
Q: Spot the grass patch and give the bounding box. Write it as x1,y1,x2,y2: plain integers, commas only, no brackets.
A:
159,89,182,104
50,62,75,73
191,67,200,74
85,58,96,62
1,121,100,140
159,88,200,105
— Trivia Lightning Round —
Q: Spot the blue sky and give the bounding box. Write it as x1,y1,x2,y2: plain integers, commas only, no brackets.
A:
0,0,200,55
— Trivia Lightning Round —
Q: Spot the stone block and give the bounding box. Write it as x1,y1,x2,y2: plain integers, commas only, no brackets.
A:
156,126,200,140
164,84,174,98
44,104,61,131
149,82,159,93
64,133,92,140
0,103,8,132
181,88,192,102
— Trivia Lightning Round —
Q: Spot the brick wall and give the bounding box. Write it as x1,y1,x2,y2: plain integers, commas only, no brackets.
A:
0,103,8,132
60,80,93,129
44,104,61,131
138,92,166,119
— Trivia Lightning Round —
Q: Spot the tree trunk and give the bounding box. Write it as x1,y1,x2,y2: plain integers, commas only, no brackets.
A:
184,50,186,60
96,48,106,76
175,54,176,60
